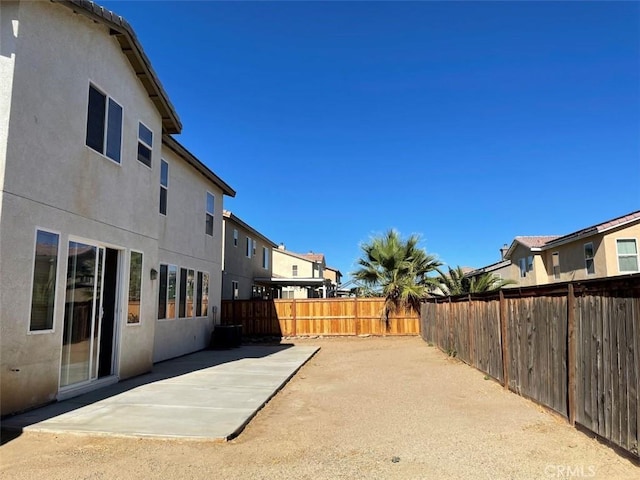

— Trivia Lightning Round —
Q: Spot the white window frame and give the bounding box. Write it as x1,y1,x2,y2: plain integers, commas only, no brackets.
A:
584,242,595,275
262,247,269,270
616,238,639,273
205,192,215,236
27,227,61,334
252,239,257,256
126,250,144,326
137,121,153,168
159,159,168,216
292,264,298,277
232,280,239,300
233,229,238,247
85,82,123,165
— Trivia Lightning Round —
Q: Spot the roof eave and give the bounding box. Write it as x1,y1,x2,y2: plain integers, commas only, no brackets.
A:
163,135,236,197
55,0,182,134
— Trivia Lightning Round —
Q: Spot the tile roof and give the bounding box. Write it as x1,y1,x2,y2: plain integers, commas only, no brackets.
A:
545,210,640,247
515,236,561,249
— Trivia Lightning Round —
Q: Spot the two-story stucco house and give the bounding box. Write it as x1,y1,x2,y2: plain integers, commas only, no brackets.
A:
221,210,277,300
0,0,234,416
502,211,640,287
269,246,332,298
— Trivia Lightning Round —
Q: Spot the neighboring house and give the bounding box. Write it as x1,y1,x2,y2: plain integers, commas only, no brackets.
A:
324,266,343,297
267,246,332,298
502,211,640,287
0,0,234,416
221,210,277,300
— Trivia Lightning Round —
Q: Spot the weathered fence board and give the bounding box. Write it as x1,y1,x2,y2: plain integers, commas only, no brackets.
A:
222,298,420,336
421,275,640,459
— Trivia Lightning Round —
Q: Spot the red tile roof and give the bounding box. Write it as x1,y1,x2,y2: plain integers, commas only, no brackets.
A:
514,236,561,248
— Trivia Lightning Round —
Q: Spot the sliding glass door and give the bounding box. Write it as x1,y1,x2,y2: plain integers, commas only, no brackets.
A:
60,242,105,388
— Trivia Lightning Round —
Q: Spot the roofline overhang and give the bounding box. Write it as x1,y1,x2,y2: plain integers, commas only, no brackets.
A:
223,210,277,247
543,216,640,250
55,0,182,134
163,135,236,197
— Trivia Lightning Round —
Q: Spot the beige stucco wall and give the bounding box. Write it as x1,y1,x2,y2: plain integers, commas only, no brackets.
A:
272,249,315,278
0,1,19,195
0,1,162,415
221,217,273,300
508,244,545,287
153,146,225,363
602,223,640,276
541,236,605,283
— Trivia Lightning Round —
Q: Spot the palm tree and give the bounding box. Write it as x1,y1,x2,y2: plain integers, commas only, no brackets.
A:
352,229,441,328
436,266,515,296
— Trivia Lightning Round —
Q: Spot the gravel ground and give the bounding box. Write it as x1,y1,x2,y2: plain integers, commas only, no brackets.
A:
1,337,638,479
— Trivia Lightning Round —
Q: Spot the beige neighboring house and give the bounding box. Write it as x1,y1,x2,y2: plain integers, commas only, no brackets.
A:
503,210,640,287
324,266,343,297
222,211,277,300
267,246,332,298
0,1,235,416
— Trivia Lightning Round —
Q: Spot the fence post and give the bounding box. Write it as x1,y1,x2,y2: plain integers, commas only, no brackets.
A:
354,297,359,335
291,299,297,337
567,283,576,425
499,290,509,390
468,294,473,366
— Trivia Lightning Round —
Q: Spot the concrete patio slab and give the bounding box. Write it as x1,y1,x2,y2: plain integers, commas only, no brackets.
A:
2,344,319,441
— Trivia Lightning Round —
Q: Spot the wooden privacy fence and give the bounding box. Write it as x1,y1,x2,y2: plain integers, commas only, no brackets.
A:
421,274,640,459
221,298,420,336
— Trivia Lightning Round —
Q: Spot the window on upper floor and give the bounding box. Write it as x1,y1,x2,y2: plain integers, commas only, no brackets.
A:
518,258,527,278
252,239,257,256
159,160,168,215
617,239,639,273
292,265,298,277
206,192,214,236
137,122,153,168
552,252,560,280
584,243,595,275
233,229,238,247
232,280,239,300
262,247,269,269
86,84,122,163
246,237,252,258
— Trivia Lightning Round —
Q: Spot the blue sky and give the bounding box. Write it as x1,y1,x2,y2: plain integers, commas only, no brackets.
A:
102,0,639,280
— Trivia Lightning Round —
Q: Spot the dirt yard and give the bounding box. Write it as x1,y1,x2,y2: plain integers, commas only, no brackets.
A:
1,337,637,479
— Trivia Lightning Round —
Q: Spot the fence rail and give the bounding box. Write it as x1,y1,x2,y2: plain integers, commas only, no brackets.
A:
421,275,640,459
221,298,420,336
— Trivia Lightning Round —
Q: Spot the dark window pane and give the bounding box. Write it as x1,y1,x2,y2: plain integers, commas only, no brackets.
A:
179,268,187,318
138,143,152,167
196,272,203,317
106,99,122,162
206,213,214,236
86,86,106,153
160,187,167,215
158,264,168,319
139,122,153,146
30,230,59,331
